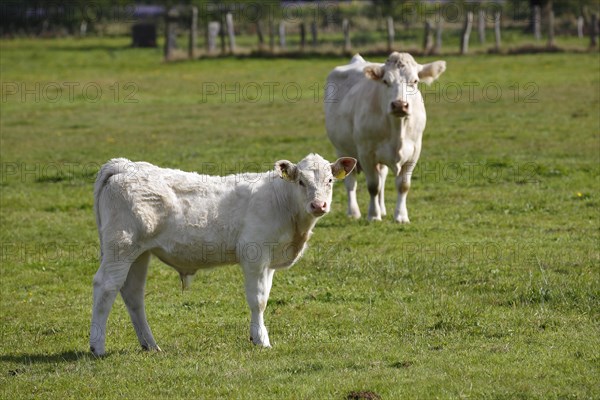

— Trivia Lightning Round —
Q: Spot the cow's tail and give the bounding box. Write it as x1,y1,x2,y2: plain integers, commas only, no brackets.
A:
93,158,132,260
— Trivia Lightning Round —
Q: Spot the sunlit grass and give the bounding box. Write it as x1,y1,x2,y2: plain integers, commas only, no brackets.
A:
1,37,599,399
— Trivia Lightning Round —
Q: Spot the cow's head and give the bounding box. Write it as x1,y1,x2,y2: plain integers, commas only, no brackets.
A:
363,52,446,117
275,154,356,217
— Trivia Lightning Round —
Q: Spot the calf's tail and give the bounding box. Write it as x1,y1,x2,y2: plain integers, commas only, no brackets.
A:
93,158,133,260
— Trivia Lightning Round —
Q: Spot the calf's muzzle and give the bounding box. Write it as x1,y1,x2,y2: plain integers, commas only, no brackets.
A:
309,200,328,215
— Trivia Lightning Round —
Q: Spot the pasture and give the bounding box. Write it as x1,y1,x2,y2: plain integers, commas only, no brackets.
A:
1,37,599,398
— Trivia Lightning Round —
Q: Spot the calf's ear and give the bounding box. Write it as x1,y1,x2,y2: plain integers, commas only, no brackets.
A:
418,60,446,85
364,65,384,81
331,157,357,179
275,160,297,182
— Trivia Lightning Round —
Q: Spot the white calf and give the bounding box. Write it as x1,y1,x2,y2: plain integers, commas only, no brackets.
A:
90,154,356,355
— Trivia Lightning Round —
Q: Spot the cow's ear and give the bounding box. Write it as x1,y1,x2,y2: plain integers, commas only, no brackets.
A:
275,160,297,182
331,157,357,179
418,60,446,85
364,65,384,81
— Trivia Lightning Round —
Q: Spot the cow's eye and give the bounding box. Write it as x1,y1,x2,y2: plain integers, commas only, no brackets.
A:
328,178,333,183
299,180,305,186
382,79,390,86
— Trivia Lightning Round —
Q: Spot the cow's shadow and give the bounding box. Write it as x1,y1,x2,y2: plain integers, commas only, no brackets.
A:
1,350,96,364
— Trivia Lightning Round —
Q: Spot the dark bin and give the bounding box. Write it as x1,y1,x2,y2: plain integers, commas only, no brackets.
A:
132,23,157,47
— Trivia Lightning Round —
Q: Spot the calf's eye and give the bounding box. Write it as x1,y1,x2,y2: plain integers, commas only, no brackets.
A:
299,180,305,186
328,178,333,183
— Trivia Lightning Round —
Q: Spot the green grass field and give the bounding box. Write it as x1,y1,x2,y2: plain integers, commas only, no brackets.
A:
1,37,599,399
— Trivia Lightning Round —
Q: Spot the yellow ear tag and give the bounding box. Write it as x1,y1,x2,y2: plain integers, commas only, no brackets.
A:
281,170,290,180
335,170,347,179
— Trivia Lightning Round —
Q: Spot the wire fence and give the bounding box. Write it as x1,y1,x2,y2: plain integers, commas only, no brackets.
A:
1,1,599,58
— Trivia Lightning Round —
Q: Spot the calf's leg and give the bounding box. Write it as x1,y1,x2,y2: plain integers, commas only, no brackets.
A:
120,251,160,352
243,265,275,347
90,259,133,356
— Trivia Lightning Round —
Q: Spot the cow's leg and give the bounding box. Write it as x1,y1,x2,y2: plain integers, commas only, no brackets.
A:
243,265,275,347
344,169,361,219
394,162,416,223
120,251,160,352
378,164,388,217
90,259,133,356
363,164,382,221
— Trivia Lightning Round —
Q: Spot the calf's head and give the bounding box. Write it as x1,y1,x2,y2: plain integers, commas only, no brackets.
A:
275,154,357,217
363,52,446,117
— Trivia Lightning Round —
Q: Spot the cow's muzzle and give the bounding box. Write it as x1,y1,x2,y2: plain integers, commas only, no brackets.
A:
390,100,409,117
309,200,328,216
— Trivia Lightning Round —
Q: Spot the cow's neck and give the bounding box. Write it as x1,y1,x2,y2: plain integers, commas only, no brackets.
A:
389,114,409,131
272,177,318,242
292,212,318,240
388,115,410,150
287,211,317,261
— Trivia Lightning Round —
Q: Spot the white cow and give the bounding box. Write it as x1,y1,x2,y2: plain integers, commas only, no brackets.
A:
90,154,356,355
325,52,446,223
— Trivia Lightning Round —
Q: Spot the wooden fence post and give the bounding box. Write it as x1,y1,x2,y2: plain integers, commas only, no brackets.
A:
310,21,318,47
547,9,555,47
478,8,486,44
164,14,171,60
434,17,443,55
386,17,394,52
533,6,541,40
207,21,220,54
423,20,433,54
300,22,306,51
460,11,473,55
256,21,264,50
494,11,501,51
219,13,226,54
591,13,599,48
164,9,176,61
279,21,286,49
577,16,584,39
269,15,275,52
189,6,197,59
226,12,235,54
343,18,351,53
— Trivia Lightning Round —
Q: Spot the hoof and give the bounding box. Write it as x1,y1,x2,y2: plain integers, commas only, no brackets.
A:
347,212,361,219
141,344,162,352
90,346,105,357
250,336,272,348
